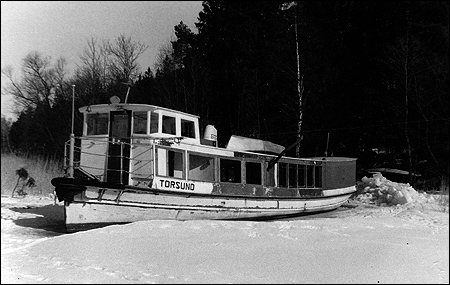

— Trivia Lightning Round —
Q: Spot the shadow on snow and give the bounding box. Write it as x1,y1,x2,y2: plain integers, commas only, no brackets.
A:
9,203,66,235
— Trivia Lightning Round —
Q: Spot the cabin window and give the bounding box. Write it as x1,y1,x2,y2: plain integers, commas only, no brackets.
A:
188,154,215,181
288,164,297,187
220,159,241,183
315,165,322,187
246,162,261,185
278,162,322,188
162,115,176,135
181,119,196,138
86,113,108,135
157,148,184,179
266,164,275,187
278,163,288,187
133,112,147,134
297,165,306,187
169,151,184,178
306,165,314,187
150,112,159,134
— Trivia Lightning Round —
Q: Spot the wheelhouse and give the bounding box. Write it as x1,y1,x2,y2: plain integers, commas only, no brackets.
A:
81,103,201,143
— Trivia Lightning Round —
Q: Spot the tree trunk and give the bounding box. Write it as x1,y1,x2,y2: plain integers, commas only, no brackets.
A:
404,10,414,186
294,5,304,158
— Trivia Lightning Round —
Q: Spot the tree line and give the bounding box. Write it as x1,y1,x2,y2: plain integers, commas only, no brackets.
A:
1,1,448,189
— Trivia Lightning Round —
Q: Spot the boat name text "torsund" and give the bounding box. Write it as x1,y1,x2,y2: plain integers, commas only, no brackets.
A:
160,179,195,191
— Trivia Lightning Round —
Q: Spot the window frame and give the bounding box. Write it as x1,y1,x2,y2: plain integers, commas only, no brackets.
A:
181,119,196,139
188,152,216,182
150,111,159,134
133,111,148,135
219,158,242,183
156,146,185,179
278,161,322,188
162,115,176,135
245,161,262,185
86,113,109,136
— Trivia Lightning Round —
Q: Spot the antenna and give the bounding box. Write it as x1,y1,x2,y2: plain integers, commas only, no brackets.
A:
121,81,135,103
324,132,330,157
71,85,75,135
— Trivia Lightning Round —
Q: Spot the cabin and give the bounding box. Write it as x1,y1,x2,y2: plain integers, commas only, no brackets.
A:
69,99,355,198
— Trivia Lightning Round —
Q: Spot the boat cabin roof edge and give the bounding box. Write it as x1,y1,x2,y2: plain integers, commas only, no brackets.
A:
79,103,200,119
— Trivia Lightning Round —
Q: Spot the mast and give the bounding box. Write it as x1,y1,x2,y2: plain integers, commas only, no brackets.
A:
68,85,75,178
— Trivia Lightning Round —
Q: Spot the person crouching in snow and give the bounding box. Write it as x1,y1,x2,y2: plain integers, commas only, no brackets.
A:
11,167,36,197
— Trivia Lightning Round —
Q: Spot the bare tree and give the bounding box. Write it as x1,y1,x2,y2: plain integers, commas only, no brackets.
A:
77,37,109,94
73,37,111,105
2,52,72,155
380,8,448,186
154,41,174,73
281,1,306,157
152,40,180,108
1,51,69,112
104,34,148,83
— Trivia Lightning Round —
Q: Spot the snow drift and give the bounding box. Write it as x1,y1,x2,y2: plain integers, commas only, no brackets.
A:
355,172,447,212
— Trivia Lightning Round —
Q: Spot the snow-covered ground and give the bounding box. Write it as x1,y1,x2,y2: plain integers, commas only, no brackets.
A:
1,177,449,284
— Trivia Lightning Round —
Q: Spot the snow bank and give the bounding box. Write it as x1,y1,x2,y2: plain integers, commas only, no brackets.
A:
2,217,449,284
355,172,448,212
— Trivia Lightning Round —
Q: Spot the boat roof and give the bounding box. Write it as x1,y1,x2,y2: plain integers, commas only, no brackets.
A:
78,103,199,118
226,135,285,154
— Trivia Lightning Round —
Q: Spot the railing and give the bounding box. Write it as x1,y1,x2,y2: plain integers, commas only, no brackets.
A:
64,136,184,185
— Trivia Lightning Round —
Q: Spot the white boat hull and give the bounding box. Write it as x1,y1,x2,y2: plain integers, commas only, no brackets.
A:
64,185,355,232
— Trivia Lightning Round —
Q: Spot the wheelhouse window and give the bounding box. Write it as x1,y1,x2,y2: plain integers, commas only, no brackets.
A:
220,159,241,183
189,154,215,181
150,112,159,134
133,111,147,134
86,113,108,135
181,119,196,138
162,115,176,135
111,113,129,138
157,148,184,179
246,161,261,185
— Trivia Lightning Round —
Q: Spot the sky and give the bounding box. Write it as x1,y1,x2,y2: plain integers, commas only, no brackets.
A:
1,1,204,121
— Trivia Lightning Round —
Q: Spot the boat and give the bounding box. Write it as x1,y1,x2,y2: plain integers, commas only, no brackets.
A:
51,95,357,232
